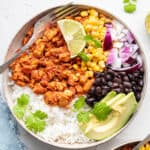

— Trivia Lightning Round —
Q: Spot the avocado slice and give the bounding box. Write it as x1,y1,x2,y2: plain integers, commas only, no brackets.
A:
79,92,137,140
101,91,117,103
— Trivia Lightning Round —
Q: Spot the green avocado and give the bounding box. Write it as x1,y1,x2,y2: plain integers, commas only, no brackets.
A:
79,92,137,140
101,91,117,103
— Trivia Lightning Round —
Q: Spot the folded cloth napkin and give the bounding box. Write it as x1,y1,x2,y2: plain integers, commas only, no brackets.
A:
0,94,27,150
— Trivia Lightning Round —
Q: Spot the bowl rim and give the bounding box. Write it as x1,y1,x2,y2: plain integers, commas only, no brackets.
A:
111,139,141,150
1,3,148,149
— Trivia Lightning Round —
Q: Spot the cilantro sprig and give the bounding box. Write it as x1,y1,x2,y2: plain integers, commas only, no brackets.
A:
13,94,48,133
84,35,101,48
13,94,29,119
25,110,48,133
74,96,86,111
92,102,112,121
77,111,90,123
123,0,137,13
78,52,89,62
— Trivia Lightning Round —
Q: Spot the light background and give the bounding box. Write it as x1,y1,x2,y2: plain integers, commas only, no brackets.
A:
0,0,150,150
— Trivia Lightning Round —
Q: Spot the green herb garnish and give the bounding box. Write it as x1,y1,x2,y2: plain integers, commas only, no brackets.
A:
25,110,47,133
78,52,89,62
124,3,136,13
33,110,48,120
74,96,85,111
13,94,29,119
84,35,101,48
123,0,137,13
92,102,112,121
123,0,129,3
13,105,26,119
77,111,90,123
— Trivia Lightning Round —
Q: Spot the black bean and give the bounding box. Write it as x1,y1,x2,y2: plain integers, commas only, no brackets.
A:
123,76,129,81
86,98,96,107
136,86,142,91
86,94,91,98
119,72,126,76
102,89,107,96
138,74,143,79
95,86,102,95
108,81,113,87
132,86,137,92
114,77,122,83
114,88,121,93
112,83,119,88
124,88,132,93
94,78,101,85
135,77,139,82
89,86,95,95
94,72,101,78
119,84,124,89
140,67,144,74
101,77,107,85
123,81,132,88
105,74,112,81
136,92,141,101
114,72,121,78
131,81,136,85
107,69,114,75
128,74,134,80
139,80,144,86
133,72,140,77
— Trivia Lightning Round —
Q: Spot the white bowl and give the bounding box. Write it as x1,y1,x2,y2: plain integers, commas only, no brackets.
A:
1,4,147,149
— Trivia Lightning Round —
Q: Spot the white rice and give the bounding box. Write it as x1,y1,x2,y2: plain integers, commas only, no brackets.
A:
11,84,93,144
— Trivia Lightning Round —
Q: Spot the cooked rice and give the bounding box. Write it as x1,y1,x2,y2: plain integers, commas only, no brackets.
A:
11,84,93,144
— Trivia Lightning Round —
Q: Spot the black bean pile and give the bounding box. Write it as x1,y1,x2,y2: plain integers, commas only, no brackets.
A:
86,67,144,107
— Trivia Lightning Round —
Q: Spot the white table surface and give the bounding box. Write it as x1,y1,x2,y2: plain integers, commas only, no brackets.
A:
0,0,150,150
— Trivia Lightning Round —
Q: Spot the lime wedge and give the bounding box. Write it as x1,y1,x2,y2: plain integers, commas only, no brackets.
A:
57,19,86,57
145,12,150,33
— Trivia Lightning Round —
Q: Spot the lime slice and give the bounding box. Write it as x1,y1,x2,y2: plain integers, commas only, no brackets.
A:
145,12,150,33
57,19,86,57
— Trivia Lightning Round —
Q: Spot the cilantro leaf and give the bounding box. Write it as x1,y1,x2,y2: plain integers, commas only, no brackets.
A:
33,110,48,120
13,93,29,119
74,96,85,111
78,52,89,62
25,113,46,133
124,3,136,13
17,94,29,107
77,111,90,123
92,102,112,121
84,35,101,48
123,0,129,3
13,105,26,119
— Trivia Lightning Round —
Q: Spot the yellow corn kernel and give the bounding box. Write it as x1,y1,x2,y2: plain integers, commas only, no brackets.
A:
99,61,105,68
99,68,103,72
86,71,94,78
104,51,109,56
91,31,100,38
84,24,93,31
81,67,87,71
80,11,88,17
93,65,100,71
89,9,98,17
87,54,93,59
81,61,86,67
73,64,78,70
